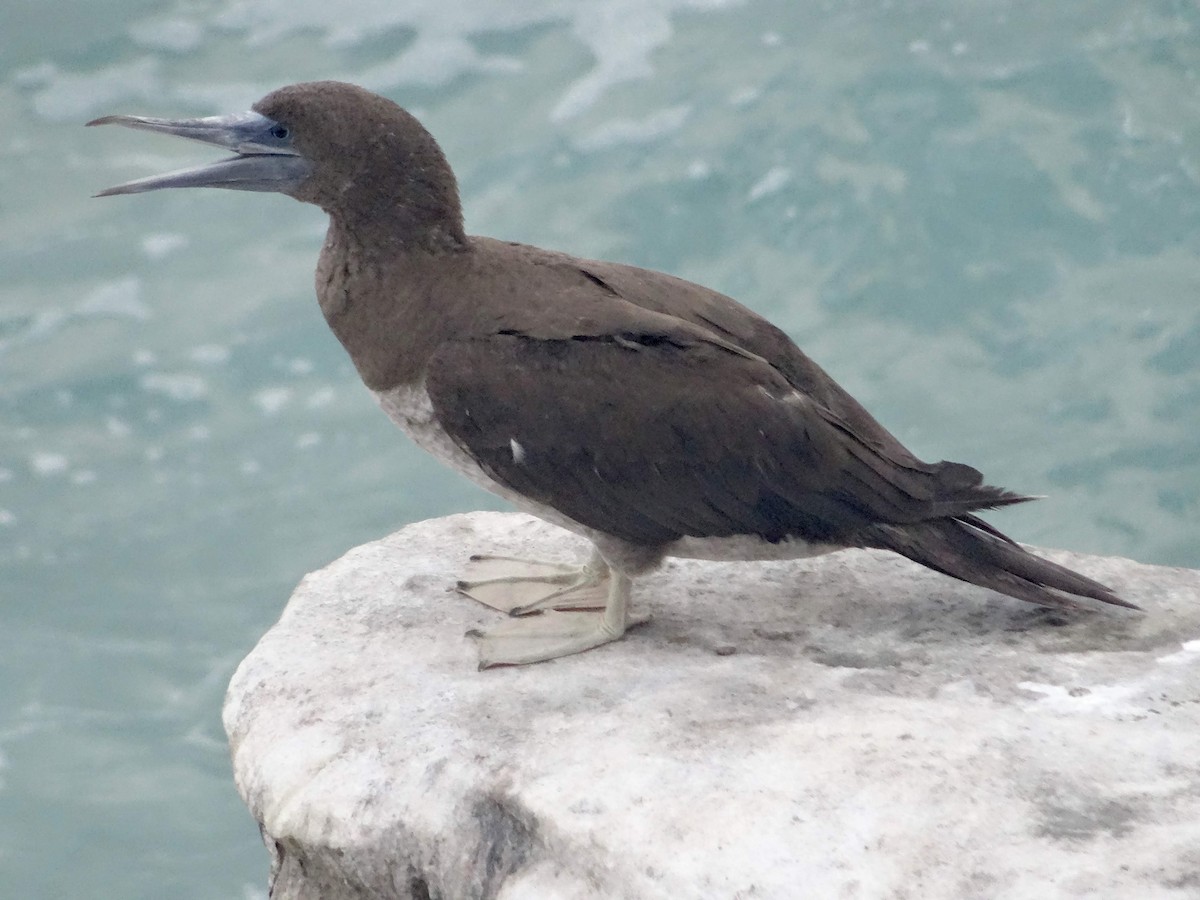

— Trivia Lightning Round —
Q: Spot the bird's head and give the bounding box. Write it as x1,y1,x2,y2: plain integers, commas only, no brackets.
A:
89,81,465,247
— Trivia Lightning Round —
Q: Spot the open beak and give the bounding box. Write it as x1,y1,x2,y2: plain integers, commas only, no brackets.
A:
87,111,312,197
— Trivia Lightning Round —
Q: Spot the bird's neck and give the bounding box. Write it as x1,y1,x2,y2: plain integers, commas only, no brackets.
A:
325,195,467,253
315,152,469,256
315,217,473,391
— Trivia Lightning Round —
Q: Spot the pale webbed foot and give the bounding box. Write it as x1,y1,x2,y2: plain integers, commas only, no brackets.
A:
467,570,647,668
455,551,609,616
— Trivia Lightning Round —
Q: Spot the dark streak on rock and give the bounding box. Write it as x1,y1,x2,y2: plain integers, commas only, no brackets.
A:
473,793,537,899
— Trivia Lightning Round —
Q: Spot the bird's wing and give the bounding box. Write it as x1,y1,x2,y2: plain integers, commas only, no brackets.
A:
573,257,927,465
425,327,1025,548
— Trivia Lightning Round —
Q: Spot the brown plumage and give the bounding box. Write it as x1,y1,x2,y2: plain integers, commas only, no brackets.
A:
90,81,1136,665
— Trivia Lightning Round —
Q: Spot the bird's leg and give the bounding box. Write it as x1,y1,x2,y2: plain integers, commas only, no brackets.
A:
467,570,648,668
456,547,609,615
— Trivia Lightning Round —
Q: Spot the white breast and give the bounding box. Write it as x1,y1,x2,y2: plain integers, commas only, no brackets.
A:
372,383,837,564
372,384,600,539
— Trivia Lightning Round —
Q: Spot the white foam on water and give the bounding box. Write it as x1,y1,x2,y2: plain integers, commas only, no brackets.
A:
747,165,792,201
76,277,150,321
12,62,57,89
210,0,556,48
70,0,740,122
189,344,231,366
728,86,760,106
140,372,209,402
29,452,69,477
0,309,66,358
141,233,190,260
356,35,522,91
0,279,150,359
552,2,673,122
254,387,292,416
29,57,165,122
548,0,735,121
573,104,691,152
129,17,206,53
305,387,336,408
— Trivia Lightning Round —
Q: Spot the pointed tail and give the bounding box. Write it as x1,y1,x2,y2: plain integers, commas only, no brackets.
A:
865,518,1140,612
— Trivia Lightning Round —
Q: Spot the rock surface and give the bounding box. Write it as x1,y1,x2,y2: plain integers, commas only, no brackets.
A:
224,512,1200,900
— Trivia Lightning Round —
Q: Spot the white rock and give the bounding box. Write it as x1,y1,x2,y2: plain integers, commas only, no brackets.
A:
224,512,1200,900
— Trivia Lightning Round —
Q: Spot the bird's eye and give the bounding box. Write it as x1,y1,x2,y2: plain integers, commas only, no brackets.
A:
269,124,290,140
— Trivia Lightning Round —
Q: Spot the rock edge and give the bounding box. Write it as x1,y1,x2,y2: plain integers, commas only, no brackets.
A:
224,512,1200,899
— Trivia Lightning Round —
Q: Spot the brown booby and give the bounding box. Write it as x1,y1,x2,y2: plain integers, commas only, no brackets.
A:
89,81,1136,668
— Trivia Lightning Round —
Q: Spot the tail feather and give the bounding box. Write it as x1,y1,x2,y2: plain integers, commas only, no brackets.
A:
957,511,1022,547
866,518,1140,612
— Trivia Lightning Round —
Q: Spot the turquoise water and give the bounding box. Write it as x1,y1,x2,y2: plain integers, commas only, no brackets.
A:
3,1,1198,896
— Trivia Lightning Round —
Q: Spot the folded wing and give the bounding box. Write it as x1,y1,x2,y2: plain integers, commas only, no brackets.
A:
425,329,1027,549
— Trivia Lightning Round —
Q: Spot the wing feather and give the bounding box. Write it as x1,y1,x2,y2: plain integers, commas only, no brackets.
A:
425,330,1022,548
